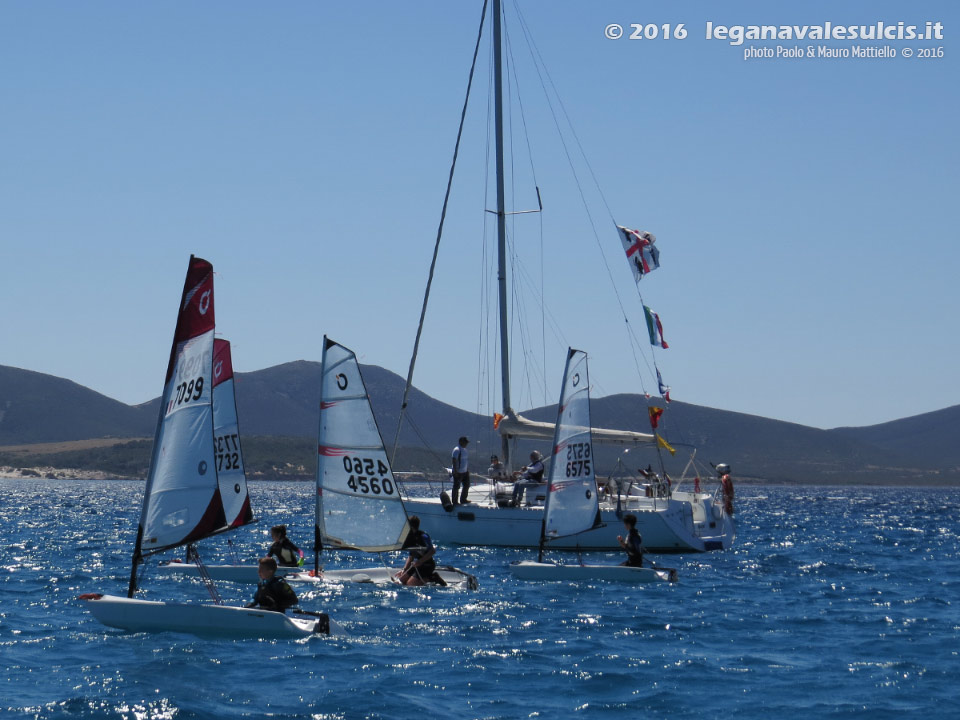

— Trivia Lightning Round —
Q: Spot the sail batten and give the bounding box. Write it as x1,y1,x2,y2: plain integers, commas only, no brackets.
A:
317,338,410,554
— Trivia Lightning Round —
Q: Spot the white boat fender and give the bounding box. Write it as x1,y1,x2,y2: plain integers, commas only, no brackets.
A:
440,491,454,512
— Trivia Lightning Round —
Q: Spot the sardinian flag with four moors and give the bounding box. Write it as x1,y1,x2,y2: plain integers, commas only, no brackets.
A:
617,226,659,283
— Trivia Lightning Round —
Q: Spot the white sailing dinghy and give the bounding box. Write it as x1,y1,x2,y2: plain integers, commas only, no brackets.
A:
80,256,341,638
510,349,677,583
284,338,477,589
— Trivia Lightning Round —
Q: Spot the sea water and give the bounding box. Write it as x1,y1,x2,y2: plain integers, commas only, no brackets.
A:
1,479,957,719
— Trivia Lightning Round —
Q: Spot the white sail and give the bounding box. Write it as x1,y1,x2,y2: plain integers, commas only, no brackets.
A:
212,339,253,529
316,337,409,552
139,258,226,555
542,349,601,541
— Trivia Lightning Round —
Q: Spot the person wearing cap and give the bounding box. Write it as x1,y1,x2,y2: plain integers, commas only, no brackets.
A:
451,436,470,505
487,454,508,481
511,450,545,506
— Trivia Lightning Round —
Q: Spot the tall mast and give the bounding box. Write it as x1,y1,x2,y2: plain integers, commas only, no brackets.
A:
493,0,511,468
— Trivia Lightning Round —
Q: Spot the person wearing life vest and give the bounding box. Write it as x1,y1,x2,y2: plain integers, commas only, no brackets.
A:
246,557,298,613
511,450,545,506
268,525,303,567
396,515,440,586
617,514,644,567
717,463,734,515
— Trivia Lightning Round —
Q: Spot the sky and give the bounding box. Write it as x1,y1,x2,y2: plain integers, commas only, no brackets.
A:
1,1,957,430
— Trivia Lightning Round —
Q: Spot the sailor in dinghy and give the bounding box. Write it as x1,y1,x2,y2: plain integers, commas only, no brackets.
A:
79,256,342,638
283,337,478,590
510,348,677,584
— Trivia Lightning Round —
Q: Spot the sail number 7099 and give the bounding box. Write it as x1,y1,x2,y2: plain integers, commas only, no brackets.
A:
342,456,395,495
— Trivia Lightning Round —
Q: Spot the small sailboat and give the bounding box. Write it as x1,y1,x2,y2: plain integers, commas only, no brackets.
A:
80,256,341,638
510,349,676,583
285,337,477,589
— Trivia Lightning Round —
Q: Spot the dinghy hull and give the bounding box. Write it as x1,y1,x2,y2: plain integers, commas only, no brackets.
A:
509,560,676,583
81,594,342,638
160,562,478,589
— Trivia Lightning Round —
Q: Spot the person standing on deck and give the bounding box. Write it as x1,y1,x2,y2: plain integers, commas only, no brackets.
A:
451,436,470,505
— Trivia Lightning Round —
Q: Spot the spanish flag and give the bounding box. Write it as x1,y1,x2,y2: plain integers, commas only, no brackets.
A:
656,433,676,456
648,406,664,429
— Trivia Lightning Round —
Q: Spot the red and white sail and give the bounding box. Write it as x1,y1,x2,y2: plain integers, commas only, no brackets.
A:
542,348,601,541
138,257,227,555
212,339,253,528
316,337,409,552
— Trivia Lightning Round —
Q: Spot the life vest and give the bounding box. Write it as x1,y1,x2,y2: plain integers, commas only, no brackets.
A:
270,538,303,567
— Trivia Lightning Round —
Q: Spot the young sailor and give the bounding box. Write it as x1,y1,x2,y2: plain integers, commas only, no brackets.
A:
396,515,440,587
617,514,644,567
268,525,303,567
246,557,298,613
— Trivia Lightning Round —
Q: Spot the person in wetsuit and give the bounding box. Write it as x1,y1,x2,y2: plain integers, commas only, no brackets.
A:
396,515,440,587
617,513,644,567
268,525,302,567
246,557,298,613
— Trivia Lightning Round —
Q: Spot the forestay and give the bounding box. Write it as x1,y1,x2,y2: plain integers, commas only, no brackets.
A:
137,258,229,556
316,337,409,552
542,349,602,542
212,339,254,529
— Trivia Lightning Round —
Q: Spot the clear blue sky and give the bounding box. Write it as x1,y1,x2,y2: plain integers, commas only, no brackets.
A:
1,1,957,430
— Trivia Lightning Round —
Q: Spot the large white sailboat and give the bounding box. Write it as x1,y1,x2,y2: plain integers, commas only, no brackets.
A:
80,256,340,638
396,0,735,553
510,349,675,582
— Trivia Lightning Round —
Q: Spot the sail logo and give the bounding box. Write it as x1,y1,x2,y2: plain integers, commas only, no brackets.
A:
336,374,348,390
214,360,223,380
198,290,211,315
572,373,580,387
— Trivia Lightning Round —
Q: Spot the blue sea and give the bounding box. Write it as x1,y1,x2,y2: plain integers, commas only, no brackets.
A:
1,479,958,719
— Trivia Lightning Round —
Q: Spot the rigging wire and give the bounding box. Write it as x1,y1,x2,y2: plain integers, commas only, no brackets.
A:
391,0,489,465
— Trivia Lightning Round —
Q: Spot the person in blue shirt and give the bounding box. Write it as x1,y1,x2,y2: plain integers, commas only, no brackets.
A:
246,557,298,612
396,515,440,586
617,514,644,567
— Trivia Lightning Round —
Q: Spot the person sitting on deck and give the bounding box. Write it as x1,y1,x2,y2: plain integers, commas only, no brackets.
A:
487,454,509,481
511,450,545,506
268,525,303,567
246,557,298,613
617,514,644,567
395,515,441,587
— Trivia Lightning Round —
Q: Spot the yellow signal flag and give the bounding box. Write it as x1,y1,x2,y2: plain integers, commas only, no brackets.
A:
656,433,677,456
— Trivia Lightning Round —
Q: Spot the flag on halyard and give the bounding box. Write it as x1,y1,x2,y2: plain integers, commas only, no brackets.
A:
493,412,504,430
657,368,671,402
643,306,669,349
656,434,677,456
648,406,664,429
617,226,659,283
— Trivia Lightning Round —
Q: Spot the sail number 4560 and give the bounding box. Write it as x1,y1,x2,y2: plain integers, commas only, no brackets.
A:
342,456,394,495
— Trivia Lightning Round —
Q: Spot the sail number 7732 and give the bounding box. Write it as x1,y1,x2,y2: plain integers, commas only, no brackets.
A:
566,442,592,478
342,456,395,495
